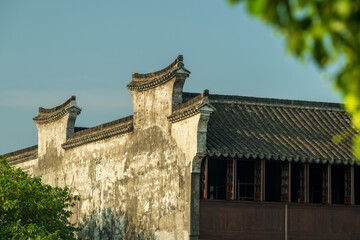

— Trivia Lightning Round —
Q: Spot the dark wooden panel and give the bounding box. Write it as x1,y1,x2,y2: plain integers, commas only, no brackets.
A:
200,200,284,240
200,200,360,240
288,204,360,240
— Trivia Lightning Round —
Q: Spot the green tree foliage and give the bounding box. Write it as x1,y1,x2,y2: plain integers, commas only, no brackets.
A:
228,0,360,157
0,156,81,240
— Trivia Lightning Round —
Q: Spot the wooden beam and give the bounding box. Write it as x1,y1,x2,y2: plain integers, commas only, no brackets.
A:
233,158,237,200
288,162,291,202
261,159,265,201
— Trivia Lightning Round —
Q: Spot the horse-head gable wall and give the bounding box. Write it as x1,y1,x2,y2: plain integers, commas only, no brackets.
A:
3,56,213,240
127,55,190,132
33,96,81,159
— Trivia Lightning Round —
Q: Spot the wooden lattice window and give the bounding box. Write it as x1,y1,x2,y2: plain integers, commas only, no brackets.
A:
281,162,290,202
322,164,329,203
345,166,352,204
299,164,305,203
254,160,262,201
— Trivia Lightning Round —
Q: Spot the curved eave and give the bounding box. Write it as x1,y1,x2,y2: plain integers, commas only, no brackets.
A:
62,116,134,150
206,151,358,165
168,90,210,123
33,96,78,124
126,55,190,92
1,145,38,165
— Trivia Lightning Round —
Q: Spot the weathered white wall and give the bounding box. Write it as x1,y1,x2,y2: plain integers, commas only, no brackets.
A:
13,78,203,240
9,58,204,239
32,121,196,239
37,116,67,158
15,158,38,174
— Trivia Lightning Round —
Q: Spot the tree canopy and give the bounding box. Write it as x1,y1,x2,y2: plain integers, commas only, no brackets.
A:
229,0,360,158
0,156,80,240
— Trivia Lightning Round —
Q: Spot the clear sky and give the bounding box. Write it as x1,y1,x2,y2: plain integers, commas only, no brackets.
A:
0,0,342,154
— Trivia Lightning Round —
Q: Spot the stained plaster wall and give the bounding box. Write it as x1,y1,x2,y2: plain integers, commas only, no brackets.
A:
15,158,38,174
12,77,203,240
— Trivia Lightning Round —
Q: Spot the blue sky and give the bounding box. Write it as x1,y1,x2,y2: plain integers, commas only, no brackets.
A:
0,0,341,154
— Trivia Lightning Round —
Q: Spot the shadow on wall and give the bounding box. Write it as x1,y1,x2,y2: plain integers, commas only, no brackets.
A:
77,208,157,240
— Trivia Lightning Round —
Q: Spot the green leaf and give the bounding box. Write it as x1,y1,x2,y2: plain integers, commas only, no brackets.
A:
247,0,268,15
0,156,81,239
312,38,329,67
298,18,312,31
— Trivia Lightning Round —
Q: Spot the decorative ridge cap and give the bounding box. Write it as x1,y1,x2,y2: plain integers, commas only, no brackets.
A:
132,55,183,80
1,145,38,159
38,96,76,114
173,89,208,112
67,115,133,139
168,90,210,123
182,92,344,111
33,96,79,124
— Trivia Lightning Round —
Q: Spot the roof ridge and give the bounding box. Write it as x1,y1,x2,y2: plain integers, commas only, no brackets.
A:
127,55,189,92
168,90,209,123
67,115,133,139
33,96,80,124
38,96,76,114
1,145,38,158
182,92,344,111
62,116,133,150
1,145,38,165
131,55,183,80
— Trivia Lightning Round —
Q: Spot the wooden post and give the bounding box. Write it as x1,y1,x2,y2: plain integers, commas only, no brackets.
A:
233,158,237,200
299,163,309,203
261,159,265,201
288,162,291,202
305,163,309,203
201,157,208,199
226,158,235,200
254,159,264,201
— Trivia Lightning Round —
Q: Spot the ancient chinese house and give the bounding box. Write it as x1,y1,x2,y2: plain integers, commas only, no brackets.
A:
3,56,360,240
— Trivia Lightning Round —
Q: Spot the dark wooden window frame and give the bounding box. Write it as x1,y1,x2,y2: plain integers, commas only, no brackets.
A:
201,156,355,206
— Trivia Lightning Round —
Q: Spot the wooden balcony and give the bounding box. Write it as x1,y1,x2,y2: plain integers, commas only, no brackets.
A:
200,200,360,240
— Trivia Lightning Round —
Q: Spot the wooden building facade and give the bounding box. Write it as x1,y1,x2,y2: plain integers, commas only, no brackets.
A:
192,93,360,240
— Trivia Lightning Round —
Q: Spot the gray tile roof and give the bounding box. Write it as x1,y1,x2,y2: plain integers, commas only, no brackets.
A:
183,93,358,164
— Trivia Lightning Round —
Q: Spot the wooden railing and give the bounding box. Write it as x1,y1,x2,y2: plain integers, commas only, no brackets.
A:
200,200,360,240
